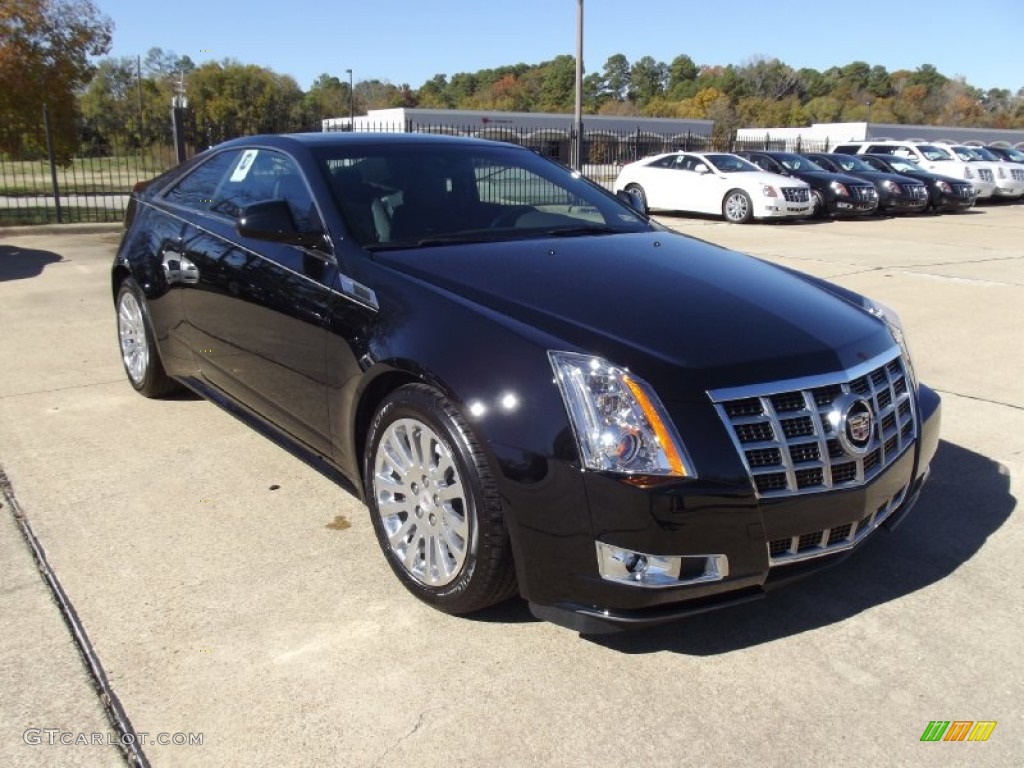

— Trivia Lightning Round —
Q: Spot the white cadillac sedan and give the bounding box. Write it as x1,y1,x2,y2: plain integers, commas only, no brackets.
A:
615,151,812,223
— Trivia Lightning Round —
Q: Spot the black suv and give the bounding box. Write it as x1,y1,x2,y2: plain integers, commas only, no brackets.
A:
736,151,878,217
804,153,929,214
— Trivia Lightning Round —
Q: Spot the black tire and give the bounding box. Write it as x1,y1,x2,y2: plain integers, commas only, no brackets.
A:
625,183,648,213
722,189,753,223
115,277,179,398
812,190,827,218
364,384,517,614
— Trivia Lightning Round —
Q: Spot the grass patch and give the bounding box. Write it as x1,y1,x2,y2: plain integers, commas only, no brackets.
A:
0,206,124,226
0,153,174,196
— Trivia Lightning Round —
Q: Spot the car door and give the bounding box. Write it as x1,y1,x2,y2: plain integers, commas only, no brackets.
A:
686,156,726,215
634,155,678,210
177,147,336,455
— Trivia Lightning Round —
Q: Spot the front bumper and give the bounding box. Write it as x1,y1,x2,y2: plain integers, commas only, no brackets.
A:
827,197,878,216
881,196,929,213
756,198,813,219
513,383,941,633
992,179,1024,198
970,179,997,198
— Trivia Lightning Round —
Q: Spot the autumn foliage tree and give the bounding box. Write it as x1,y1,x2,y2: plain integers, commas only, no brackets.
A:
0,0,112,160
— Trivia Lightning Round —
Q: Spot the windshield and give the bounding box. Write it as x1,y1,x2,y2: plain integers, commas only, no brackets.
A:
918,145,953,161
775,153,825,172
312,142,650,249
948,146,981,161
971,147,1000,161
704,153,760,173
886,158,921,173
832,155,874,173
997,146,1024,162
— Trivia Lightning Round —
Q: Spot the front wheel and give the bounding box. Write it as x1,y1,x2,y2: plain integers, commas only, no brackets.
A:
722,189,753,224
116,277,179,397
364,384,517,614
625,184,648,213
812,190,827,218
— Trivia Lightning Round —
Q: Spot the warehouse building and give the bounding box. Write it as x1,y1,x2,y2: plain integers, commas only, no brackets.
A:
323,108,715,165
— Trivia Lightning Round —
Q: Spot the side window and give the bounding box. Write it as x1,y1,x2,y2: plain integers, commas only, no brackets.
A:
867,145,897,156
211,149,320,232
648,156,676,169
163,150,241,211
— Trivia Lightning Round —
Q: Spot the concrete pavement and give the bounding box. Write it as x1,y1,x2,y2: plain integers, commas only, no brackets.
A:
0,207,1021,766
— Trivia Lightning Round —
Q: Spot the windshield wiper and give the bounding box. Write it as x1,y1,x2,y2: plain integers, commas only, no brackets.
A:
364,232,509,251
543,225,621,237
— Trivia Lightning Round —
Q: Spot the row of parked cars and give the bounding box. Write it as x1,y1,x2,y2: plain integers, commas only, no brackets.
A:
613,140,1024,223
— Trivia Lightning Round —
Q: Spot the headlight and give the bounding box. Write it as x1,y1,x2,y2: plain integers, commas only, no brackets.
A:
830,181,849,196
997,166,1006,179
883,180,900,194
760,184,778,198
964,167,974,180
861,298,917,390
549,351,695,477
936,181,952,193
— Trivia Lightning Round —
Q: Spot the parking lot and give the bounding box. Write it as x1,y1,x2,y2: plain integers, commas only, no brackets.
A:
1,206,1021,767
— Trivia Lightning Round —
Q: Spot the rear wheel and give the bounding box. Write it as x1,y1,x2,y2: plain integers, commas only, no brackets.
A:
116,277,178,397
364,384,517,614
722,189,753,224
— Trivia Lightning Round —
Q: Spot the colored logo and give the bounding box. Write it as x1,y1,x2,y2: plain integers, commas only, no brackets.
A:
831,394,874,457
920,721,997,742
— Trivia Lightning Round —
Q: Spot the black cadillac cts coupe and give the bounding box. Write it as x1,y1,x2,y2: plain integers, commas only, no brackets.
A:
112,133,941,632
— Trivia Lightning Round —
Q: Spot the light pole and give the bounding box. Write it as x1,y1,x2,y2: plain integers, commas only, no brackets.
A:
572,0,584,170
346,68,354,130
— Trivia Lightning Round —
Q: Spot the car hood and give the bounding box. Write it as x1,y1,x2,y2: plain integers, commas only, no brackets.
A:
799,170,870,186
373,231,892,397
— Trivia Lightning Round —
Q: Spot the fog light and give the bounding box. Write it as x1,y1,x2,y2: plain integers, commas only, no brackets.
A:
595,542,728,588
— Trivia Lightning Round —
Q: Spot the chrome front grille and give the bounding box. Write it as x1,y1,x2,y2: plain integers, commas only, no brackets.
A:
901,183,928,199
978,168,994,183
953,183,974,198
1011,169,1024,181
851,185,877,201
767,485,909,565
711,350,917,499
782,187,810,203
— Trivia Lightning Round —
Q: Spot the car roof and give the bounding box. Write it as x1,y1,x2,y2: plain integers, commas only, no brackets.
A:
214,132,523,152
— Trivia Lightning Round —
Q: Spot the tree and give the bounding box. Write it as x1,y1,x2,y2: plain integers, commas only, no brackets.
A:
601,53,630,102
629,56,667,106
0,0,113,159
187,61,307,141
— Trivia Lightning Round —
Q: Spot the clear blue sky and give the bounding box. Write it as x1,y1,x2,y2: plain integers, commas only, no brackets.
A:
94,0,1023,94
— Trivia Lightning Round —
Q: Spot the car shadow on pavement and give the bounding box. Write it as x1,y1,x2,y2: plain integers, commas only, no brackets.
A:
589,439,1015,654
0,245,63,281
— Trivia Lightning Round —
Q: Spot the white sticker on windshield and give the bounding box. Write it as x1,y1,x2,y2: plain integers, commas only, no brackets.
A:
230,149,258,182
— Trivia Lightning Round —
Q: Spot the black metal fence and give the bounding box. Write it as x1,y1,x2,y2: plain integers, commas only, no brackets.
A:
0,113,834,226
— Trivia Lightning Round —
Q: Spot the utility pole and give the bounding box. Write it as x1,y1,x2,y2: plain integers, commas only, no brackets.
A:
346,69,354,130
572,0,584,170
137,55,145,141
171,71,188,164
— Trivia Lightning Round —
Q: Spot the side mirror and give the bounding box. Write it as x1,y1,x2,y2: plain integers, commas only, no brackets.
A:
237,200,326,249
616,189,646,214
695,163,710,174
